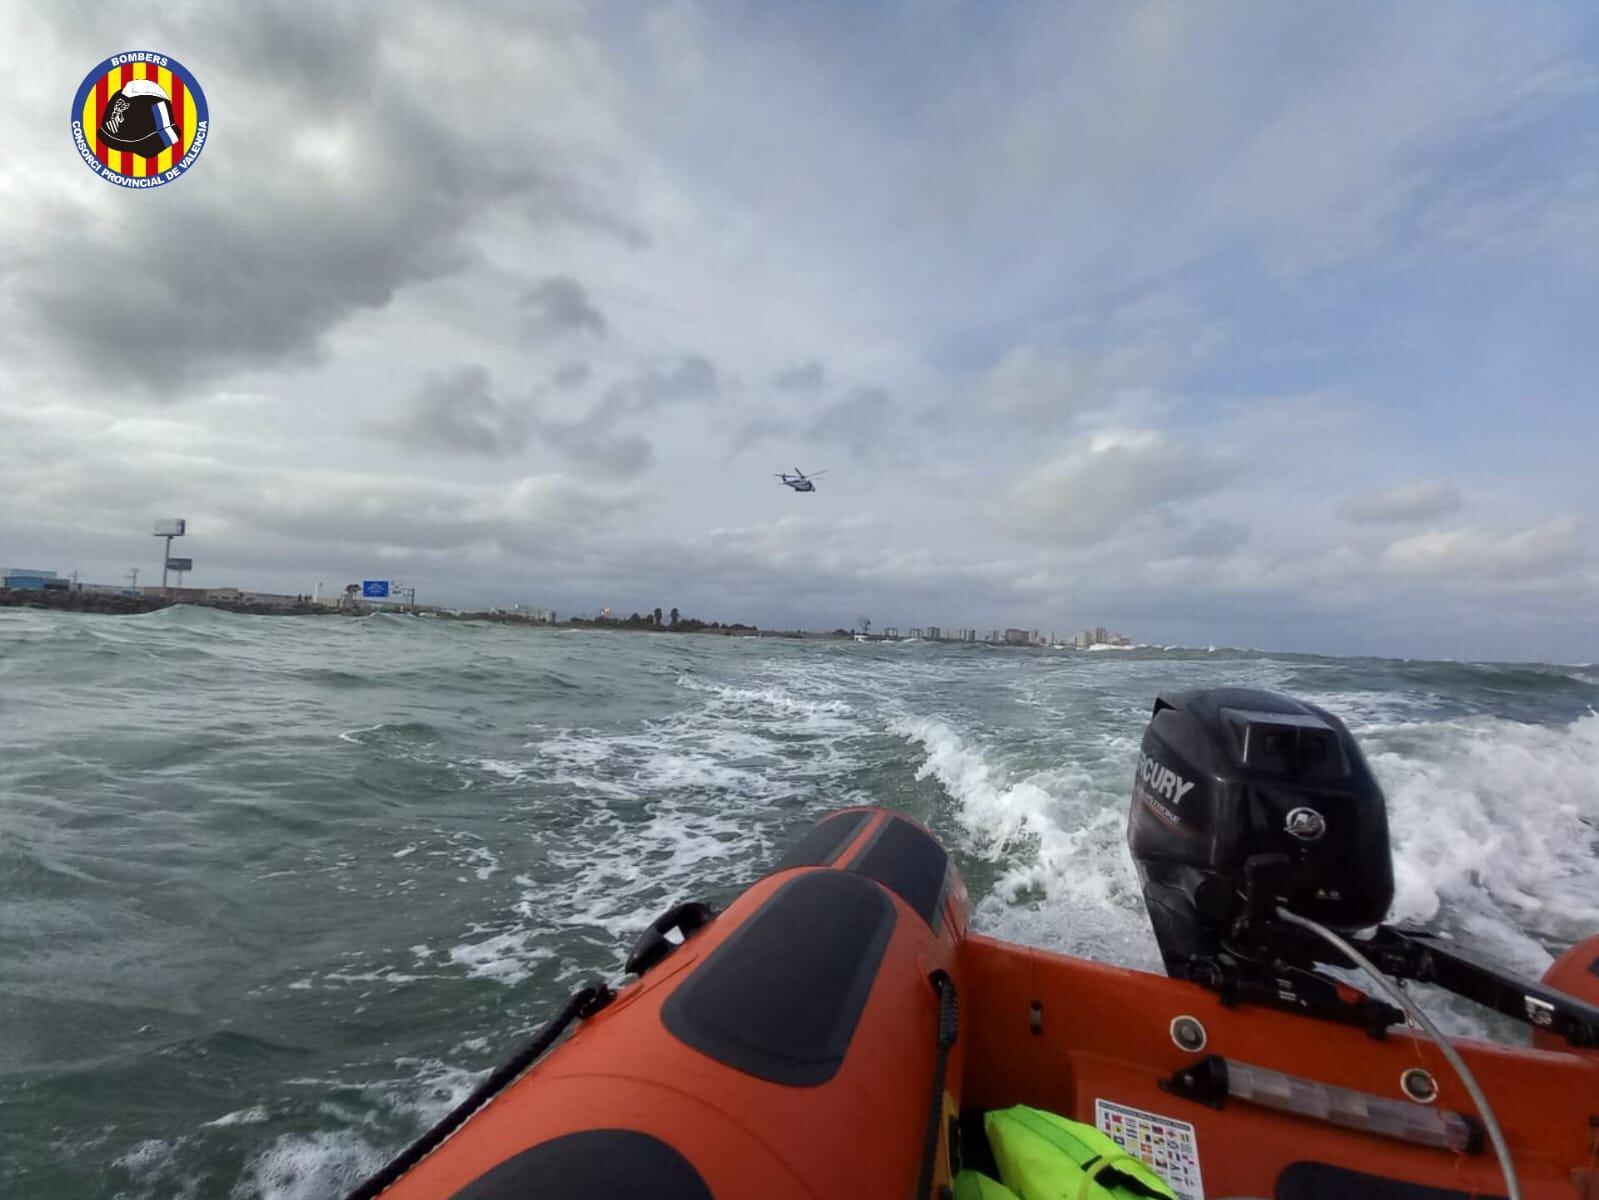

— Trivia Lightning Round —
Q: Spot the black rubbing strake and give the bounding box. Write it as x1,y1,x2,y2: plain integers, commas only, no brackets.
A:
849,816,950,928
447,1130,714,1200
1275,1162,1506,1200
662,870,896,1086
770,810,872,873
912,971,960,1200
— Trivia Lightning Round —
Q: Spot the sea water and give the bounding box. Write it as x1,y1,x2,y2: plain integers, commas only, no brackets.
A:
1,607,1595,1197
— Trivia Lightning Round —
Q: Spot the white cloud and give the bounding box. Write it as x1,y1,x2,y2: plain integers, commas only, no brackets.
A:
1382,518,1583,580
983,343,1171,419
993,430,1230,549
1341,480,1464,524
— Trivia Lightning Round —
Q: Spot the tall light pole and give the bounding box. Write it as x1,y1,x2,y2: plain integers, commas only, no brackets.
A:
153,519,188,590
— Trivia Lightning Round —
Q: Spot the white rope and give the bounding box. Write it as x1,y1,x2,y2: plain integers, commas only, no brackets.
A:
1275,906,1520,1200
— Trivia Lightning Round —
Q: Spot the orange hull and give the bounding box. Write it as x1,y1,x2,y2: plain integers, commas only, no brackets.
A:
364,808,1599,1199
962,933,1599,1199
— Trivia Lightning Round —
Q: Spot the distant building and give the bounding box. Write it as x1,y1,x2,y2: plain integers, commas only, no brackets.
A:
2,568,57,591
988,630,1002,643
496,605,556,623
883,627,899,638
1075,629,1093,648
144,586,210,602
964,628,977,642
239,591,303,608
1004,628,1029,645
925,625,942,641
908,628,924,640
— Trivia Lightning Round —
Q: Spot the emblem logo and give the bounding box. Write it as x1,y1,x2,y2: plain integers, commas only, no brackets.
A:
1284,807,1327,842
70,52,209,188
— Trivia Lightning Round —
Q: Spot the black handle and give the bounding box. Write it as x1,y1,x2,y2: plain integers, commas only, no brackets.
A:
625,900,716,976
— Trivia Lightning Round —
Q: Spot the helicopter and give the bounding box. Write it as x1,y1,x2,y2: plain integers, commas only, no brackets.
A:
776,468,827,493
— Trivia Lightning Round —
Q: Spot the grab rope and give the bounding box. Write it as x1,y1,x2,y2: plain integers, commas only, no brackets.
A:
344,980,615,1200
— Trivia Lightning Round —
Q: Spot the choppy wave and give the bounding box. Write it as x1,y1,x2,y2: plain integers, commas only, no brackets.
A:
1369,712,1599,967
2,606,1596,1197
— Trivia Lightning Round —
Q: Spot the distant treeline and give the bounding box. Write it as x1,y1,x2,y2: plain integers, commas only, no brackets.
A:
568,607,757,634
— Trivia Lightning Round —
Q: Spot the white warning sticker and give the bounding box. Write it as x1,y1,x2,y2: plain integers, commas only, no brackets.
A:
1094,1098,1205,1200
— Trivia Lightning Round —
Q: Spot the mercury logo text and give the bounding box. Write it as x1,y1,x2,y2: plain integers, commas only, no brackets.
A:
1137,751,1195,806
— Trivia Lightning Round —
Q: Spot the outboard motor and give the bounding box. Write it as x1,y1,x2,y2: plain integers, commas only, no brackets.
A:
1127,687,1599,1045
1127,687,1393,980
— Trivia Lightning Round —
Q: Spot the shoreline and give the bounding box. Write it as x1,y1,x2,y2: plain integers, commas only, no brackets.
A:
0,588,781,636
0,590,1115,647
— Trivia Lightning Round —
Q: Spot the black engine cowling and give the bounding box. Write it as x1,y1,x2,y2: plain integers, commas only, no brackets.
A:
1127,687,1394,979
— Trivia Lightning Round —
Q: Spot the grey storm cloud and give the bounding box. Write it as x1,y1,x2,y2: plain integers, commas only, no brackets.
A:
220,472,635,557
730,384,905,463
1339,479,1464,524
9,4,640,396
592,354,719,422
807,387,892,458
635,354,719,407
523,276,608,338
773,361,826,392
541,355,720,476
374,364,531,457
541,425,654,478
553,362,593,390
371,351,723,476
373,361,672,478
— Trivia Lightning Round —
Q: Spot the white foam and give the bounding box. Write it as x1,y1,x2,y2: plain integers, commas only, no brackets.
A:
534,805,764,941
1366,711,1599,971
114,1137,183,1176
445,928,554,985
473,758,528,780
463,845,500,881
323,968,433,985
675,674,856,718
378,1058,487,1124
892,716,1158,963
234,1131,386,1200
202,1106,269,1128
894,716,1055,852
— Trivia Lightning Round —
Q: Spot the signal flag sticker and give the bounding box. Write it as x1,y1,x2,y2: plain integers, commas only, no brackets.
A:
70,51,209,188
1095,1099,1206,1200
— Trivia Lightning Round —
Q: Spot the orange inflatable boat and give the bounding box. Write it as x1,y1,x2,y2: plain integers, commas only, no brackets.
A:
349,688,1599,1200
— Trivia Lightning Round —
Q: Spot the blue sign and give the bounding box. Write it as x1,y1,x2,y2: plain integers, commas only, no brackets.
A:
361,580,390,598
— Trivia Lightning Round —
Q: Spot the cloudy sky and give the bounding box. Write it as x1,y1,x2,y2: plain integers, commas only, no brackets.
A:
4,1,1597,659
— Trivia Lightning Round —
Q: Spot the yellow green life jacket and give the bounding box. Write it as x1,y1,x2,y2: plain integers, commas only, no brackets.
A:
984,1105,1179,1200
953,1168,1023,1200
